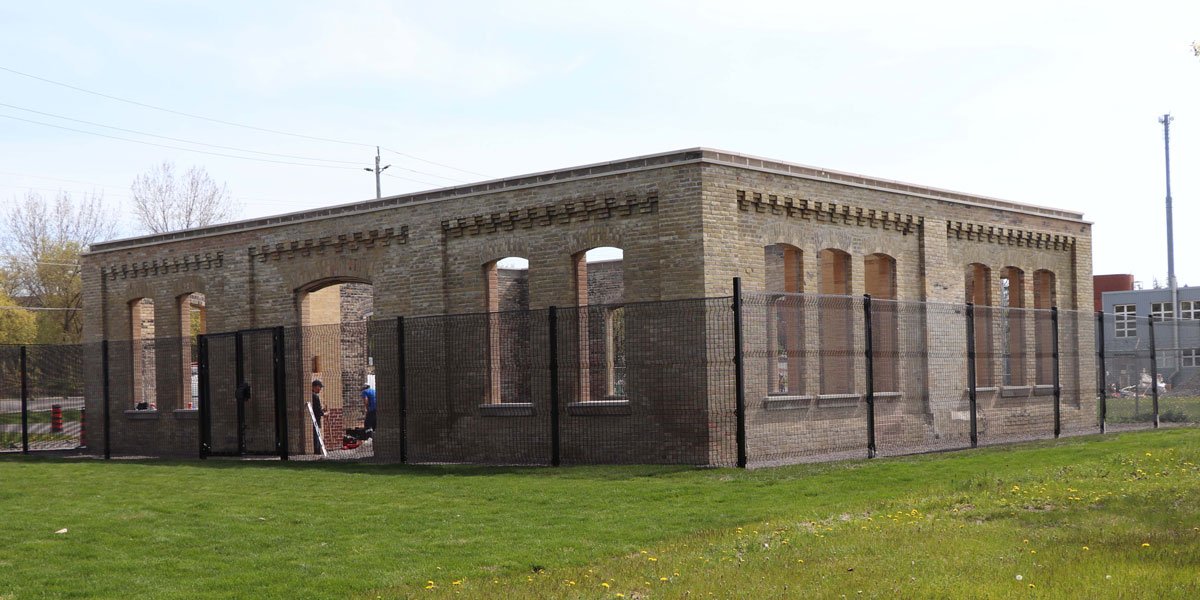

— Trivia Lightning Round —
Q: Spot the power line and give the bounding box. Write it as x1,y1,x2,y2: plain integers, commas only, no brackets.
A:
1,64,489,178
381,146,491,178
381,171,443,187
0,113,364,170
0,64,375,148
0,101,365,165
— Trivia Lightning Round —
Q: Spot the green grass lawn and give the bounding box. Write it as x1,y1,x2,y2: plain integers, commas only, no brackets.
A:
0,432,77,447
0,408,82,426
1,430,1198,599
1106,395,1200,423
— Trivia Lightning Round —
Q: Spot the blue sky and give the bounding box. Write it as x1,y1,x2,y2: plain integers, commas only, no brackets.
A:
2,1,1199,286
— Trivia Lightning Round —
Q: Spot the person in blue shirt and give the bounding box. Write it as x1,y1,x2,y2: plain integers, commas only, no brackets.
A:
361,384,377,434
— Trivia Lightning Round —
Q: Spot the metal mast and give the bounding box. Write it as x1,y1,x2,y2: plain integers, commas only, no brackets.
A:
1160,113,1180,380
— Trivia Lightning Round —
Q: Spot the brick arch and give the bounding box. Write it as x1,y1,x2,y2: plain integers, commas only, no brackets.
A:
281,256,374,294
295,275,373,295
563,229,627,259
474,238,532,268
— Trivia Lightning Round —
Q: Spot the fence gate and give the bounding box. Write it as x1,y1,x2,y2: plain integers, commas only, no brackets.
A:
198,328,288,459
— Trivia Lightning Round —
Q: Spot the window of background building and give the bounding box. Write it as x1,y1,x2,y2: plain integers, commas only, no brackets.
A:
1184,349,1200,368
1115,304,1136,338
1182,301,1199,320
1151,302,1174,322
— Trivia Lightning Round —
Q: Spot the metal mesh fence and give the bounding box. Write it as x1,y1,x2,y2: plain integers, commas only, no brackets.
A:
1149,317,1200,428
0,344,86,452
974,307,1055,446
741,293,872,465
874,299,973,456
1102,314,1158,432
11,291,1194,465
399,309,552,465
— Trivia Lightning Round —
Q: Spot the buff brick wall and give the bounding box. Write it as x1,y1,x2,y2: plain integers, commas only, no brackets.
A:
78,149,1094,464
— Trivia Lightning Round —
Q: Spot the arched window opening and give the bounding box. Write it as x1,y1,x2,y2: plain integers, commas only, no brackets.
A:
764,244,804,395
966,264,995,385
864,254,898,392
297,280,374,454
574,247,625,401
484,257,530,404
178,292,205,410
129,298,156,410
1034,270,1057,385
1000,267,1026,386
818,249,853,394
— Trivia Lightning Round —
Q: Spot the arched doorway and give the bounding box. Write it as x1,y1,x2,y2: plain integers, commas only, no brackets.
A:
297,278,375,457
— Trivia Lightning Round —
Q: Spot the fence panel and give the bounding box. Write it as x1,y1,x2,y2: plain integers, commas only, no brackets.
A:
874,300,973,456
22,344,85,451
404,310,551,465
1103,314,1158,431
741,293,870,465
557,298,735,466
0,345,24,452
1058,308,1098,436
1152,316,1200,427
974,307,1057,446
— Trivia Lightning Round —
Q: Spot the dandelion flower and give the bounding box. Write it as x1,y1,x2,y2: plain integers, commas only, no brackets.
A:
1082,546,1089,551
601,582,611,588
1142,543,1151,548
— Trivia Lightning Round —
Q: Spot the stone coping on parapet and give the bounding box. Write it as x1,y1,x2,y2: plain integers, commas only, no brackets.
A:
85,147,1086,255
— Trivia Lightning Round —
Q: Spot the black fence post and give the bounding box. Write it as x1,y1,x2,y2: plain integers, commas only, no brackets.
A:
234,331,246,456
1052,307,1061,438
965,303,978,448
102,340,111,460
733,277,747,469
397,316,408,464
197,334,210,459
1096,312,1107,434
272,326,289,461
19,345,28,454
548,306,561,467
1148,314,1160,429
863,295,877,458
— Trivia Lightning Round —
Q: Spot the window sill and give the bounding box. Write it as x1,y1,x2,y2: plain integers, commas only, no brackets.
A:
566,400,631,416
123,409,161,420
1032,385,1056,396
1000,386,1032,398
478,403,535,417
763,395,812,410
872,391,902,400
976,386,1000,393
816,394,862,408
173,409,198,420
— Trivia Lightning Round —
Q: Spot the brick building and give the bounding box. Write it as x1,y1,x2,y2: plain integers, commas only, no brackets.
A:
79,148,1094,464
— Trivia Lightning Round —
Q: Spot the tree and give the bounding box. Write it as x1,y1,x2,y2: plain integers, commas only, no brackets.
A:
0,277,36,344
1,191,117,343
130,161,237,234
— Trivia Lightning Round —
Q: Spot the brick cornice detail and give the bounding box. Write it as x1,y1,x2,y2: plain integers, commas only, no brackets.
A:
249,227,408,262
101,252,224,280
442,191,659,238
946,221,1075,251
736,190,922,234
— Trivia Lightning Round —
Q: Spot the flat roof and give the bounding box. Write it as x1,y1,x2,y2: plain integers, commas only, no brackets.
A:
87,147,1087,254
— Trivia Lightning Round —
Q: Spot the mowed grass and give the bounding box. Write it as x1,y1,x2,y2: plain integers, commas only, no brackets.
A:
0,430,1197,599
1106,395,1200,423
